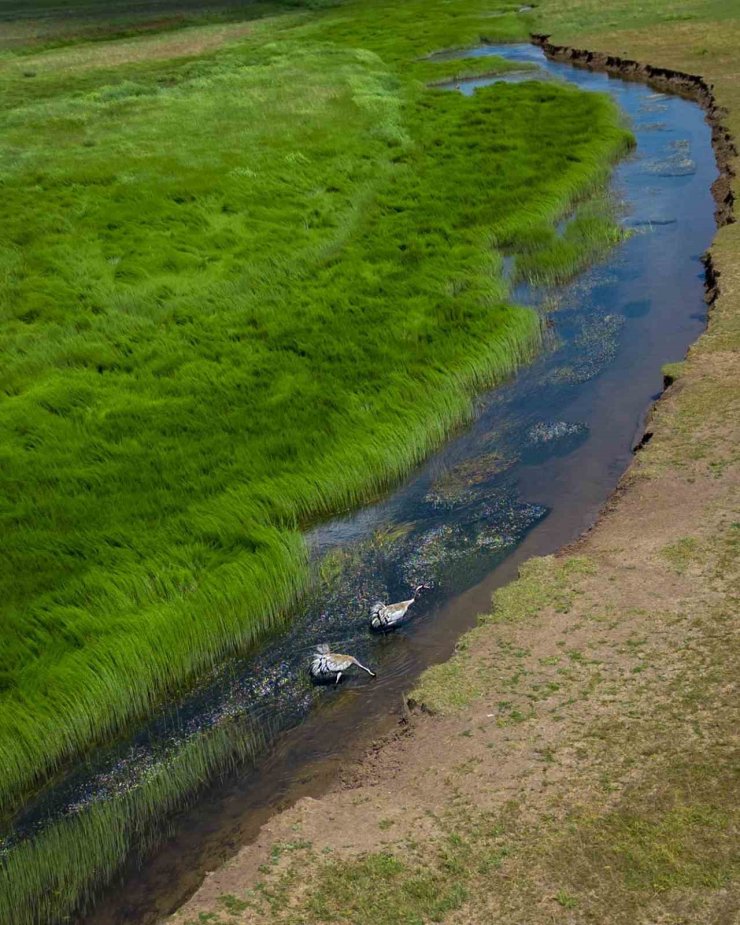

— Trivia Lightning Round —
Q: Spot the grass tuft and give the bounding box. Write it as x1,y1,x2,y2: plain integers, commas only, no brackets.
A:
513,191,632,286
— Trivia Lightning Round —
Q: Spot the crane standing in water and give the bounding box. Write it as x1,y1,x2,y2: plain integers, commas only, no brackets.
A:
310,644,376,684
369,584,429,633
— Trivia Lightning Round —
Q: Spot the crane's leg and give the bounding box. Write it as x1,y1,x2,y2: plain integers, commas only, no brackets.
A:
335,672,342,684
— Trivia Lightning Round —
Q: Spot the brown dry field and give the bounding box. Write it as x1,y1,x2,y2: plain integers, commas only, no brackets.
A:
0,1,260,51
0,21,255,75
167,4,740,924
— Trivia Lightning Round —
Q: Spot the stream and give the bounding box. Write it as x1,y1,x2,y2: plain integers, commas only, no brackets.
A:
1,42,717,925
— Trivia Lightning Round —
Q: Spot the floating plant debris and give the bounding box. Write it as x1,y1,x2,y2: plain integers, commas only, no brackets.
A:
424,451,514,509
527,420,588,445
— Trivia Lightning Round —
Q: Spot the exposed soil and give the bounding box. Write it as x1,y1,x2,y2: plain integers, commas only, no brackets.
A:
0,22,255,73
167,28,739,925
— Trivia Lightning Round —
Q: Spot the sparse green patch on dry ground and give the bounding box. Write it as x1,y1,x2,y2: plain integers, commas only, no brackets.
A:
169,2,740,923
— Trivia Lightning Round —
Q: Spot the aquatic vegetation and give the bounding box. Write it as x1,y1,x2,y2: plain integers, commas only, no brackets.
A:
0,717,266,925
548,312,626,385
640,92,670,112
521,420,590,465
402,497,547,585
642,139,697,178
424,450,514,508
527,420,588,444
514,194,631,286
0,0,632,825
419,53,538,86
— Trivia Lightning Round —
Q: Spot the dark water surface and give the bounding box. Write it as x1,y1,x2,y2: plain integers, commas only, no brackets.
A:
5,44,717,925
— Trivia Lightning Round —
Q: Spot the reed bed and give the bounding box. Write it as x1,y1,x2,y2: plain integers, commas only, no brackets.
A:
514,193,630,286
0,0,632,827
0,717,267,925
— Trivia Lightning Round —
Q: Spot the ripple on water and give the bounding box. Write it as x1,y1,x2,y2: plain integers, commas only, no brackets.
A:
638,95,669,114
623,299,652,318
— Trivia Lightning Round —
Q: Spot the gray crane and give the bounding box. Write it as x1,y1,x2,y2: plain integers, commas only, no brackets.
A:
369,584,428,633
310,644,376,684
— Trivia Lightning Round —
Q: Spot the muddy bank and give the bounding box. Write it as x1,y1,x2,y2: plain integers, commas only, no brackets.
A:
531,33,736,226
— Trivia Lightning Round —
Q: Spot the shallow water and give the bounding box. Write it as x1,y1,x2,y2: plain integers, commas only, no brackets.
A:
2,43,717,925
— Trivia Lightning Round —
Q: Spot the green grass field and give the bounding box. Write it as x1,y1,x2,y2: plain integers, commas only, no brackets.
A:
0,0,632,820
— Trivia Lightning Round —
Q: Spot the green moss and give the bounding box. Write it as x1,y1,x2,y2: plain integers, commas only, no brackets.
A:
306,850,468,924
486,555,596,623
637,373,740,478
410,654,485,715
660,536,701,573
218,894,249,915
552,754,739,904
661,360,686,385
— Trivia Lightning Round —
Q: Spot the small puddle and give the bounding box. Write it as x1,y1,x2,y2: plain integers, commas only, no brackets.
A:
2,43,718,925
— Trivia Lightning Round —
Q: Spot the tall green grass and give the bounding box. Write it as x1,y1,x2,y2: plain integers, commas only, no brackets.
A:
0,0,632,817
0,717,267,925
514,193,630,286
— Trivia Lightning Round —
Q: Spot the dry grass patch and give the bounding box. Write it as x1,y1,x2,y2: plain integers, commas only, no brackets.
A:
0,21,256,75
